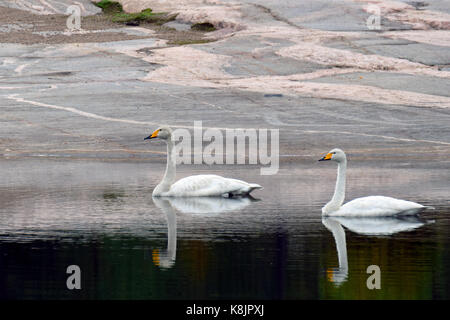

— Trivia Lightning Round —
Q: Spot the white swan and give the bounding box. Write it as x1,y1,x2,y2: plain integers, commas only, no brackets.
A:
318,148,432,216
145,126,263,197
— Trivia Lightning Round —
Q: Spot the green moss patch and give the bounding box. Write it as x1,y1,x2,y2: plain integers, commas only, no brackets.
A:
93,1,176,25
112,9,175,25
168,39,215,46
94,0,123,14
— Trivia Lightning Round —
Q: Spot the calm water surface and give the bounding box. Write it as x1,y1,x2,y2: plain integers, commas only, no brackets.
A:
0,158,449,299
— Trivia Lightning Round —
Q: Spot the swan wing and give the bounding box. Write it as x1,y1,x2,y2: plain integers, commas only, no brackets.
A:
164,174,262,197
330,196,426,217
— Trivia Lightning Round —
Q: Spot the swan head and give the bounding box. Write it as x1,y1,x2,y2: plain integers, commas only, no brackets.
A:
144,126,173,141
319,148,346,163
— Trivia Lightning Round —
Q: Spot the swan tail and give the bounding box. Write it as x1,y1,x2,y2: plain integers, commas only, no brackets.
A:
424,205,435,210
248,184,263,192
229,184,262,197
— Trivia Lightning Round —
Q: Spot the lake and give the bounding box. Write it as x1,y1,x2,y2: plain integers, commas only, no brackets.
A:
0,158,448,299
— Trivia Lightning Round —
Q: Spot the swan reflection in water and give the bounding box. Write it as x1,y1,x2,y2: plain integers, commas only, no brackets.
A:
151,196,258,269
322,215,433,286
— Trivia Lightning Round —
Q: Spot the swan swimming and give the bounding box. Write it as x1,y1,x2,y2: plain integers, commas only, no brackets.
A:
145,126,263,197
318,148,432,216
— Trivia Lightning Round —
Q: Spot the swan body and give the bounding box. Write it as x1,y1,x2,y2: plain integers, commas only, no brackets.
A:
145,126,262,197
327,195,427,217
159,174,262,197
319,148,432,217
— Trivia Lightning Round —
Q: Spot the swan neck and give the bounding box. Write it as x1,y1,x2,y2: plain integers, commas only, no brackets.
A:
154,139,176,195
163,139,176,184
330,159,346,210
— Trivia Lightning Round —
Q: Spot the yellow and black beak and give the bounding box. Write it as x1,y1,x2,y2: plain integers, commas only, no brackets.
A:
144,129,160,140
319,152,333,161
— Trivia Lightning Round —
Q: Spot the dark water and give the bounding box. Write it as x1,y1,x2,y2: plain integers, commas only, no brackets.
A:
0,158,449,299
